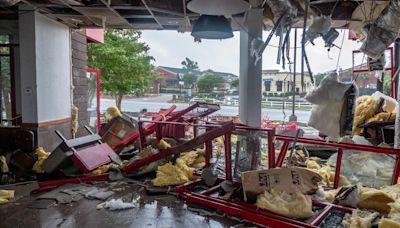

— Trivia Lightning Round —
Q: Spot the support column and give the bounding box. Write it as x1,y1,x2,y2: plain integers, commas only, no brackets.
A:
19,8,72,151
239,0,263,127
237,0,263,173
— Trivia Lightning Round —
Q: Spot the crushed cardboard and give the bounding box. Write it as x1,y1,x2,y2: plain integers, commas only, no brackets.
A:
241,167,322,202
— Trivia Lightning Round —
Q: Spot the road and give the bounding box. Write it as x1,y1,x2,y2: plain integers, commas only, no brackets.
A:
100,94,311,123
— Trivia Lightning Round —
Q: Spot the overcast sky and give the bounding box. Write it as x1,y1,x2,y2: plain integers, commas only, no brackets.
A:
140,29,366,75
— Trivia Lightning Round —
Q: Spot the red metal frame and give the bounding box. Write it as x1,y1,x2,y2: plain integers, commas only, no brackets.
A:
169,121,400,227
352,48,395,97
121,121,235,173
112,102,220,150
86,68,101,133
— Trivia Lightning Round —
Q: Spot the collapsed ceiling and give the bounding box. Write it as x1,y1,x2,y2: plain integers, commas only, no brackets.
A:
0,0,391,30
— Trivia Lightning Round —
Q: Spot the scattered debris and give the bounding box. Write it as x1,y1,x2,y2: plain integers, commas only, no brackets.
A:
201,167,218,187
333,184,360,208
28,199,57,209
37,184,96,204
99,198,136,211
152,149,205,187
342,209,380,228
84,188,114,200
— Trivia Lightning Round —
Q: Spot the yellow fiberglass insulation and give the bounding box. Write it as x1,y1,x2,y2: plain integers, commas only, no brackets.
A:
32,147,49,173
0,156,9,173
379,218,400,228
105,106,122,121
256,189,313,219
358,187,395,214
306,161,350,187
91,163,120,175
157,139,172,150
71,105,78,138
152,150,205,186
0,189,14,204
353,96,377,135
367,112,396,124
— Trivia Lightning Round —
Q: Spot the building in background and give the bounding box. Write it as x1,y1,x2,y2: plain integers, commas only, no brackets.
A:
261,70,313,96
149,66,238,94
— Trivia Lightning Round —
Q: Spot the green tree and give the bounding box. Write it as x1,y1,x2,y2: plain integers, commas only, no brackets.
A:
181,57,199,71
197,74,225,93
88,29,154,110
181,57,199,89
383,72,392,96
230,78,239,88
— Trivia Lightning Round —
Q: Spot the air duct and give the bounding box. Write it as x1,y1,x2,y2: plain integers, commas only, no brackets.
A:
361,1,400,60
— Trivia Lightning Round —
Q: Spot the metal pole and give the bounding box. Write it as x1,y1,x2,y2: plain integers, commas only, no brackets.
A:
301,0,309,92
395,39,400,99
290,29,297,122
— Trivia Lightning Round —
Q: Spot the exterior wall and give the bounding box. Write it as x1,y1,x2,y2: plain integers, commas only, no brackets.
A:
261,71,313,96
71,29,89,137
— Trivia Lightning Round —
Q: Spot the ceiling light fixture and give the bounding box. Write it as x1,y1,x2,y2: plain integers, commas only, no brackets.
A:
191,15,234,40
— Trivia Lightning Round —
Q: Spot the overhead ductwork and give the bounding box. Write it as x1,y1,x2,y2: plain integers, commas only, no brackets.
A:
0,0,20,7
361,0,400,59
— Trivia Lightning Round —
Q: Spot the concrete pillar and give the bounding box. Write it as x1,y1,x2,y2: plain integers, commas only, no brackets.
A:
239,0,263,127
19,8,72,151
237,1,263,173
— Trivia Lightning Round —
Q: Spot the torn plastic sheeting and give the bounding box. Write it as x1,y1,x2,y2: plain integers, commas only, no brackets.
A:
328,135,395,188
305,72,357,138
361,1,400,60
328,136,395,188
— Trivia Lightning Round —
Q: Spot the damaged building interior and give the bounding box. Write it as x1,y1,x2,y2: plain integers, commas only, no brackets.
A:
2,0,400,227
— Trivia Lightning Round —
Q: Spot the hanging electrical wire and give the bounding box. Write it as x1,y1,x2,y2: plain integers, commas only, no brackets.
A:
336,30,346,72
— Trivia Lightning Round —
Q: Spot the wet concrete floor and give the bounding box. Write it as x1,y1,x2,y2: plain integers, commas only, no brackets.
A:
0,181,258,228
